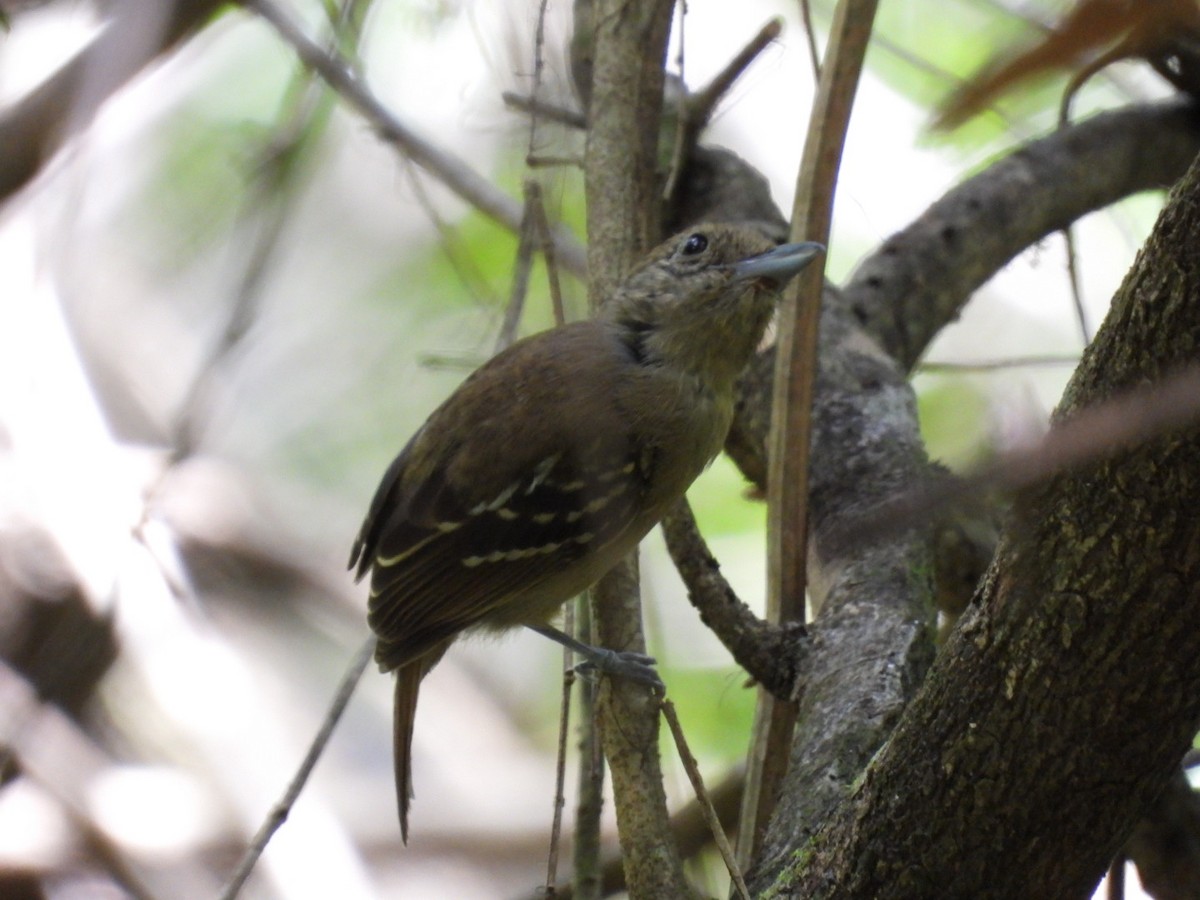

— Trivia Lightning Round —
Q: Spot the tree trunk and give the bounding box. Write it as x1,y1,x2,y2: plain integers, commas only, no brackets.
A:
770,147,1200,898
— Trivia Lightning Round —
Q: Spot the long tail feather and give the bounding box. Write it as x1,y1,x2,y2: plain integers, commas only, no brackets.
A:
391,641,451,842
393,663,421,843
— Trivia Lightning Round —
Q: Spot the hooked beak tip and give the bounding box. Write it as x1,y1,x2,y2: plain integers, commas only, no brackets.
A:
733,240,824,287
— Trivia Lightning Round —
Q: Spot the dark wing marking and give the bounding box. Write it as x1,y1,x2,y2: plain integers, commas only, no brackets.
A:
366,450,644,670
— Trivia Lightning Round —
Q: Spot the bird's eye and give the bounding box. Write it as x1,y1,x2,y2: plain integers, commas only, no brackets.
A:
681,233,708,256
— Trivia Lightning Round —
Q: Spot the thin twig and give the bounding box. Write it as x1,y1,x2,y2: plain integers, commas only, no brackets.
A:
545,660,575,895
1107,854,1126,900
660,499,802,698
503,91,588,129
662,0,689,202
525,154,587,169
511,1,584,172
573,594,604,900
799,0,821,82
218,637,375,900
917,354,1080,372
1062,227,1093,345
526,0,551,167
660,699,750,900
824,365,1200,554
747,0,878,867
242,0,587,277
1057,66,1100,348
174,0,367,460
529,182,568,327
496,184,541,353
687,17,784,129
664,17,783,205
401,158,499,308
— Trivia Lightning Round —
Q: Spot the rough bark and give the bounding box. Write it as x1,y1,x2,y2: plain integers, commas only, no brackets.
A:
581,2,694,898
767,137,1200,900
741,292,938,893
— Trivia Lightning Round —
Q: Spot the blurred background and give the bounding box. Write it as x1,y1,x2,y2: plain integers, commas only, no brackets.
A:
0,0,1176,896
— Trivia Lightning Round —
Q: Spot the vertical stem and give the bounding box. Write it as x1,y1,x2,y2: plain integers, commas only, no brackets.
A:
740,0,879,867
573,596,604,900
581,1,685,895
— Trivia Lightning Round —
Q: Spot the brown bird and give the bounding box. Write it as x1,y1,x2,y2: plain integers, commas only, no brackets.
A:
349,224,822,840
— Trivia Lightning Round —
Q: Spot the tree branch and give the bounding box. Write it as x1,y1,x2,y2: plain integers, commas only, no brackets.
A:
0,0,222,204
241,0,587,278
745,0,880,866
660,499,805,698
580,1,691,897
773,134,1200,900
841,100,1200,371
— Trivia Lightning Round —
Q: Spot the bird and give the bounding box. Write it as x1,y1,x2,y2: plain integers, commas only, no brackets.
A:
349,223,822,841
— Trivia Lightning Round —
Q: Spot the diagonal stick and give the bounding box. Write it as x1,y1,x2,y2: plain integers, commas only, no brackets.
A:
218,636,375,900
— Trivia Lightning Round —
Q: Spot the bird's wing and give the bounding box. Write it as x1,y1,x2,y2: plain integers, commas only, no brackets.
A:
351,323,649,669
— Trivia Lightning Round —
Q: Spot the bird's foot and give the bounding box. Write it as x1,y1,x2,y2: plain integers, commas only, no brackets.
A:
574,647,664,691
526,623,664,692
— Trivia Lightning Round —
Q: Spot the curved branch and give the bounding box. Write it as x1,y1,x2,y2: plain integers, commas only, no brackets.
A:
776,130,1200,900
842,101,1200,371
0,0,222,204
660,499,805,698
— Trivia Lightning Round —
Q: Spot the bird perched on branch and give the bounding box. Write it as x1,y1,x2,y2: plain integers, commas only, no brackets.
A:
349,223,822,841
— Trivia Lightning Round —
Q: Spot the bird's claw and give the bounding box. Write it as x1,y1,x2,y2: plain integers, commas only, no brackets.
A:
574,648,664,692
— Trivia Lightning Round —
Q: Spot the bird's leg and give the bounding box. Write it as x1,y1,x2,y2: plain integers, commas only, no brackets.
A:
526,623,664,690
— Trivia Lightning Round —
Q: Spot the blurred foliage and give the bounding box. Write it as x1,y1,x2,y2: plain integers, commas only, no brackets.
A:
661,665,757,762
916,376,992,470
1,0,1185,894
689,454,766,536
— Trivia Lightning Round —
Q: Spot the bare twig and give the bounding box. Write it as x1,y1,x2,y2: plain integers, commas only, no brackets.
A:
401,158,500,307
661,0,690,202
524,0,556,170
1107,855,1126,900
497,180,570,354
687,17,784,129
660,499,804,699
174,0,369,459
218,637,374,900
824,365,1200,555
503,91,588,130
917,354,1080,372
660,699,750,900
495,183,542,353
1062,225,1093,345
529,183,568,327
744,0,878,866
573,595,604,900
799,0,821,82
242,0,587,277
526,767,746,899
545,631,575,896
1057,65,1098,348
663,17,784,205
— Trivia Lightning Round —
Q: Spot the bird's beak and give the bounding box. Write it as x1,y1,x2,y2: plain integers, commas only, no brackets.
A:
732,241,824,287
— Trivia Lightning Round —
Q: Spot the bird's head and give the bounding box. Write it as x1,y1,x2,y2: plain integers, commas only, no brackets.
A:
606,224,823,388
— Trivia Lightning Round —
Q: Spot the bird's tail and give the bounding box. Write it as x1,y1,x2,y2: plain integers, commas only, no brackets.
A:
393,641,450,843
